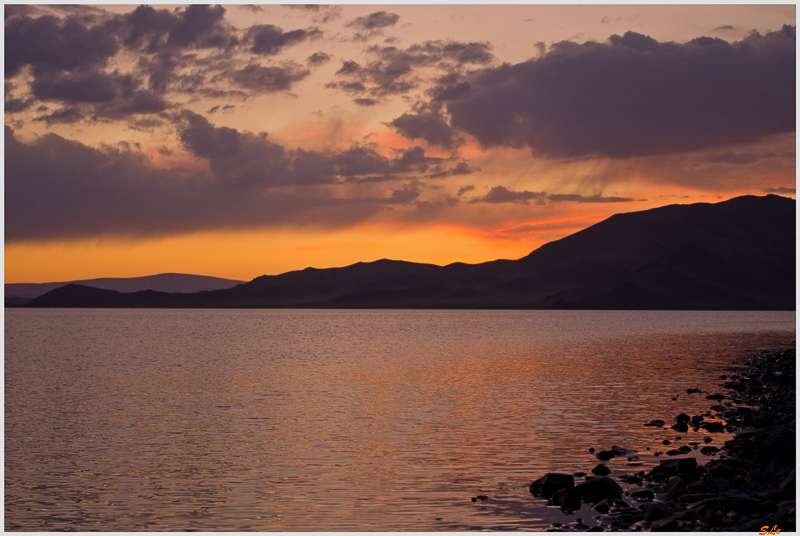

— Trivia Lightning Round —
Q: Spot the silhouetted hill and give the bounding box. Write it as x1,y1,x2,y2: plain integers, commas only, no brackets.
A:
23,195,796,310
6,273,244,305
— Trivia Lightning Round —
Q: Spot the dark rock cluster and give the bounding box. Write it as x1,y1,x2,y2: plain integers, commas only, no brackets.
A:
528,347,795,531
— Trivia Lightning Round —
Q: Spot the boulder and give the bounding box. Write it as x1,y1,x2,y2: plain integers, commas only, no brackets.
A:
640,501,675,521
650,515,680,531
575,476,623,504
551,488,582,511
630,489,655,502
671,422,689,433
677,457,697,474
701,422,726,433
595,450,616,461
644,419,666,427
656,475,688,501
592,464,611,476
530,473,574,499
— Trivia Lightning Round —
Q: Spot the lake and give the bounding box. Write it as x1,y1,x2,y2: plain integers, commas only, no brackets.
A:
4,309,795,530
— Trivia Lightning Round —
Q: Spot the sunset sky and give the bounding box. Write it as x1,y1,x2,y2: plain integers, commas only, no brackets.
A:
4,4,796,284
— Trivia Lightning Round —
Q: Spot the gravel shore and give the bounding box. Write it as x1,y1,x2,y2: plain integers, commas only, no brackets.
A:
528,346,796,531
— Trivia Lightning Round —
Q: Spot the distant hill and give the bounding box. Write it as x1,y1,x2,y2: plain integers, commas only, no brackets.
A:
21,195,796,310
6,273,245,306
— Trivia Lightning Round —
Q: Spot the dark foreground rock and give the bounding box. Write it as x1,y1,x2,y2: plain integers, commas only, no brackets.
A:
529,347,796,531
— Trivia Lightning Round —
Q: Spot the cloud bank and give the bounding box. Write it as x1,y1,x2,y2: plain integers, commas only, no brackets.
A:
395,27,796,158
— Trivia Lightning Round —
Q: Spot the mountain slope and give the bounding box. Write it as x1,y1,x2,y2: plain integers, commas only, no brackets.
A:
6,273,245,305
23,195,796,310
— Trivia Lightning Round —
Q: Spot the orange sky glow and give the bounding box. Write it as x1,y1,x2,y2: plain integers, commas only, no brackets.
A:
4,4,796,283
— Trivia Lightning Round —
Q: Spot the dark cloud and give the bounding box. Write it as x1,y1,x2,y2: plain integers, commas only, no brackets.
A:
5,13,119,77
383,183,421,204
336,60,361,76
468,186,636,205
407,40,494,65
111,4,237,54
469,186,546,205
32,106,85,125
30,68,137,103
347,11,399,30
5,120,451,241
426,161,475,179
389,107,463,150
456,185,475,197
354,98,379,106
178,113,446,186
421,27,796,159
178,111,291,187
307,51,332,66
328,41,494,100
714,25,736,32
326,80,368,94
246,24,322,55
288,5,343,24
208,104,235,114
231,64,311,92
4,95,34,113
546,194,634,203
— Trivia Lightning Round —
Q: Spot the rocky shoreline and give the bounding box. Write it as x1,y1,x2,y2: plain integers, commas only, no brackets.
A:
528,347,796,531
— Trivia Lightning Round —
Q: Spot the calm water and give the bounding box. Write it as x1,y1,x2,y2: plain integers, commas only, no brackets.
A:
5,309,795,531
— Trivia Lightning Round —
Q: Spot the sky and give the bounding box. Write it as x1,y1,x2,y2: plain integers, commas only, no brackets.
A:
4,3,796,283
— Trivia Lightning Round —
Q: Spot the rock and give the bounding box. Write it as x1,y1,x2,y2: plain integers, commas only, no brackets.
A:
551,488,582,511
640,501,674,521
595,450,615,461
701,422,726,433
630,489,655,502
626,475,643,484
703,436,713,444
656,475,688,501
706,393,726,400
592,498,614,514
530,473,574,499
677,457,697,474
676,413,691,422
687,388,702,394
650,515,680,531
671,422,689,433
700,475,731,492
662,439,671,445
706,463,738,479
575,476,623,504
779,469,795,490
610,446,633,456
591,464,611,476
645,419,666,427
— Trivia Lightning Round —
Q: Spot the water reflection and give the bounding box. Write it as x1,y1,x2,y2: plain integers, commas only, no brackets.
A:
5,309,794,530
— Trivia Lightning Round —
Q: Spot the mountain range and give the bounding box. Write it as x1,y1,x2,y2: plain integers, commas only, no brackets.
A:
5,273,244,306
14,195,796,310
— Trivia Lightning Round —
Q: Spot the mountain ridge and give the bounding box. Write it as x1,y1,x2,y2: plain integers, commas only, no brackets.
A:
5,273,245,304
18,195,796,310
